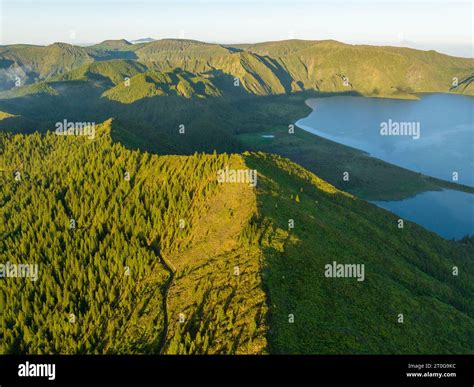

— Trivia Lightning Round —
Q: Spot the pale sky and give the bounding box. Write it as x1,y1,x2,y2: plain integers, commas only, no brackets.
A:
0,0,472,57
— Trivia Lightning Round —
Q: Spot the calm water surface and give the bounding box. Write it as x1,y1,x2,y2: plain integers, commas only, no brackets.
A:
296,94,474,239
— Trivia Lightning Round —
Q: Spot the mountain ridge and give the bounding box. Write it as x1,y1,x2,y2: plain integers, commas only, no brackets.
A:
1,38,472,97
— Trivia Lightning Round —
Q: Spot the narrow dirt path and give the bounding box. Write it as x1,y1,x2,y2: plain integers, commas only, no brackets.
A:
157,253,176,354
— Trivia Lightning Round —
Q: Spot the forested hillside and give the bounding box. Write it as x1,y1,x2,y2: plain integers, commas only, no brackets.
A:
1,121,473,354
0,120,267,354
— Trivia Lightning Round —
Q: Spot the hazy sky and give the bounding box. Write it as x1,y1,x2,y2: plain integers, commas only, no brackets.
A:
0,0,472,57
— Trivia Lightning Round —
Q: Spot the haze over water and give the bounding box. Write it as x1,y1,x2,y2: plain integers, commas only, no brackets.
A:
296,94,474,239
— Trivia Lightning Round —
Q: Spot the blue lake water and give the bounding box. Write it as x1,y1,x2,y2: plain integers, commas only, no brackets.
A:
296,94,474,239
373,190,474,240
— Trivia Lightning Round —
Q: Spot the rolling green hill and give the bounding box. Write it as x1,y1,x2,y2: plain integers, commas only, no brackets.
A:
51,59,148,86
0,43,94,89
89,39,133,51
102,68,222,103
1,120,473,354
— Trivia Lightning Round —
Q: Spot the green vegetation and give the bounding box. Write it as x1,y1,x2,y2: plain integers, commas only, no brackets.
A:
89,39,133,52
2,39,473,97
1,39,473,354
1,39,472,201
1,78,471,200
162,153,267,354
238,122,474,200
0,43,93,89
102,68,221,103
241,40,474,97
51,59,148,86
1,122,473,354
245,152,474,354
0,121,267,354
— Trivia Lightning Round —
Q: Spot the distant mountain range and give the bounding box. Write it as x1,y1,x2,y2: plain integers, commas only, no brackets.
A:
1,38,472,95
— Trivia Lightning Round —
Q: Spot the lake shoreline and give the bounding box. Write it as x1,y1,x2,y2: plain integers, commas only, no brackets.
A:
296,94,474,239
297,95,474,192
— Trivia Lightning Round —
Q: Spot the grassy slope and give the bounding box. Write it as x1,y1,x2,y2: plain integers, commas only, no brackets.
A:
134,40,288,95
163,154,267,354
89,39,133,51
0,43,93,86
51,59,148,86
102,68,221,103
243,40,474,97
246,152,474,354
